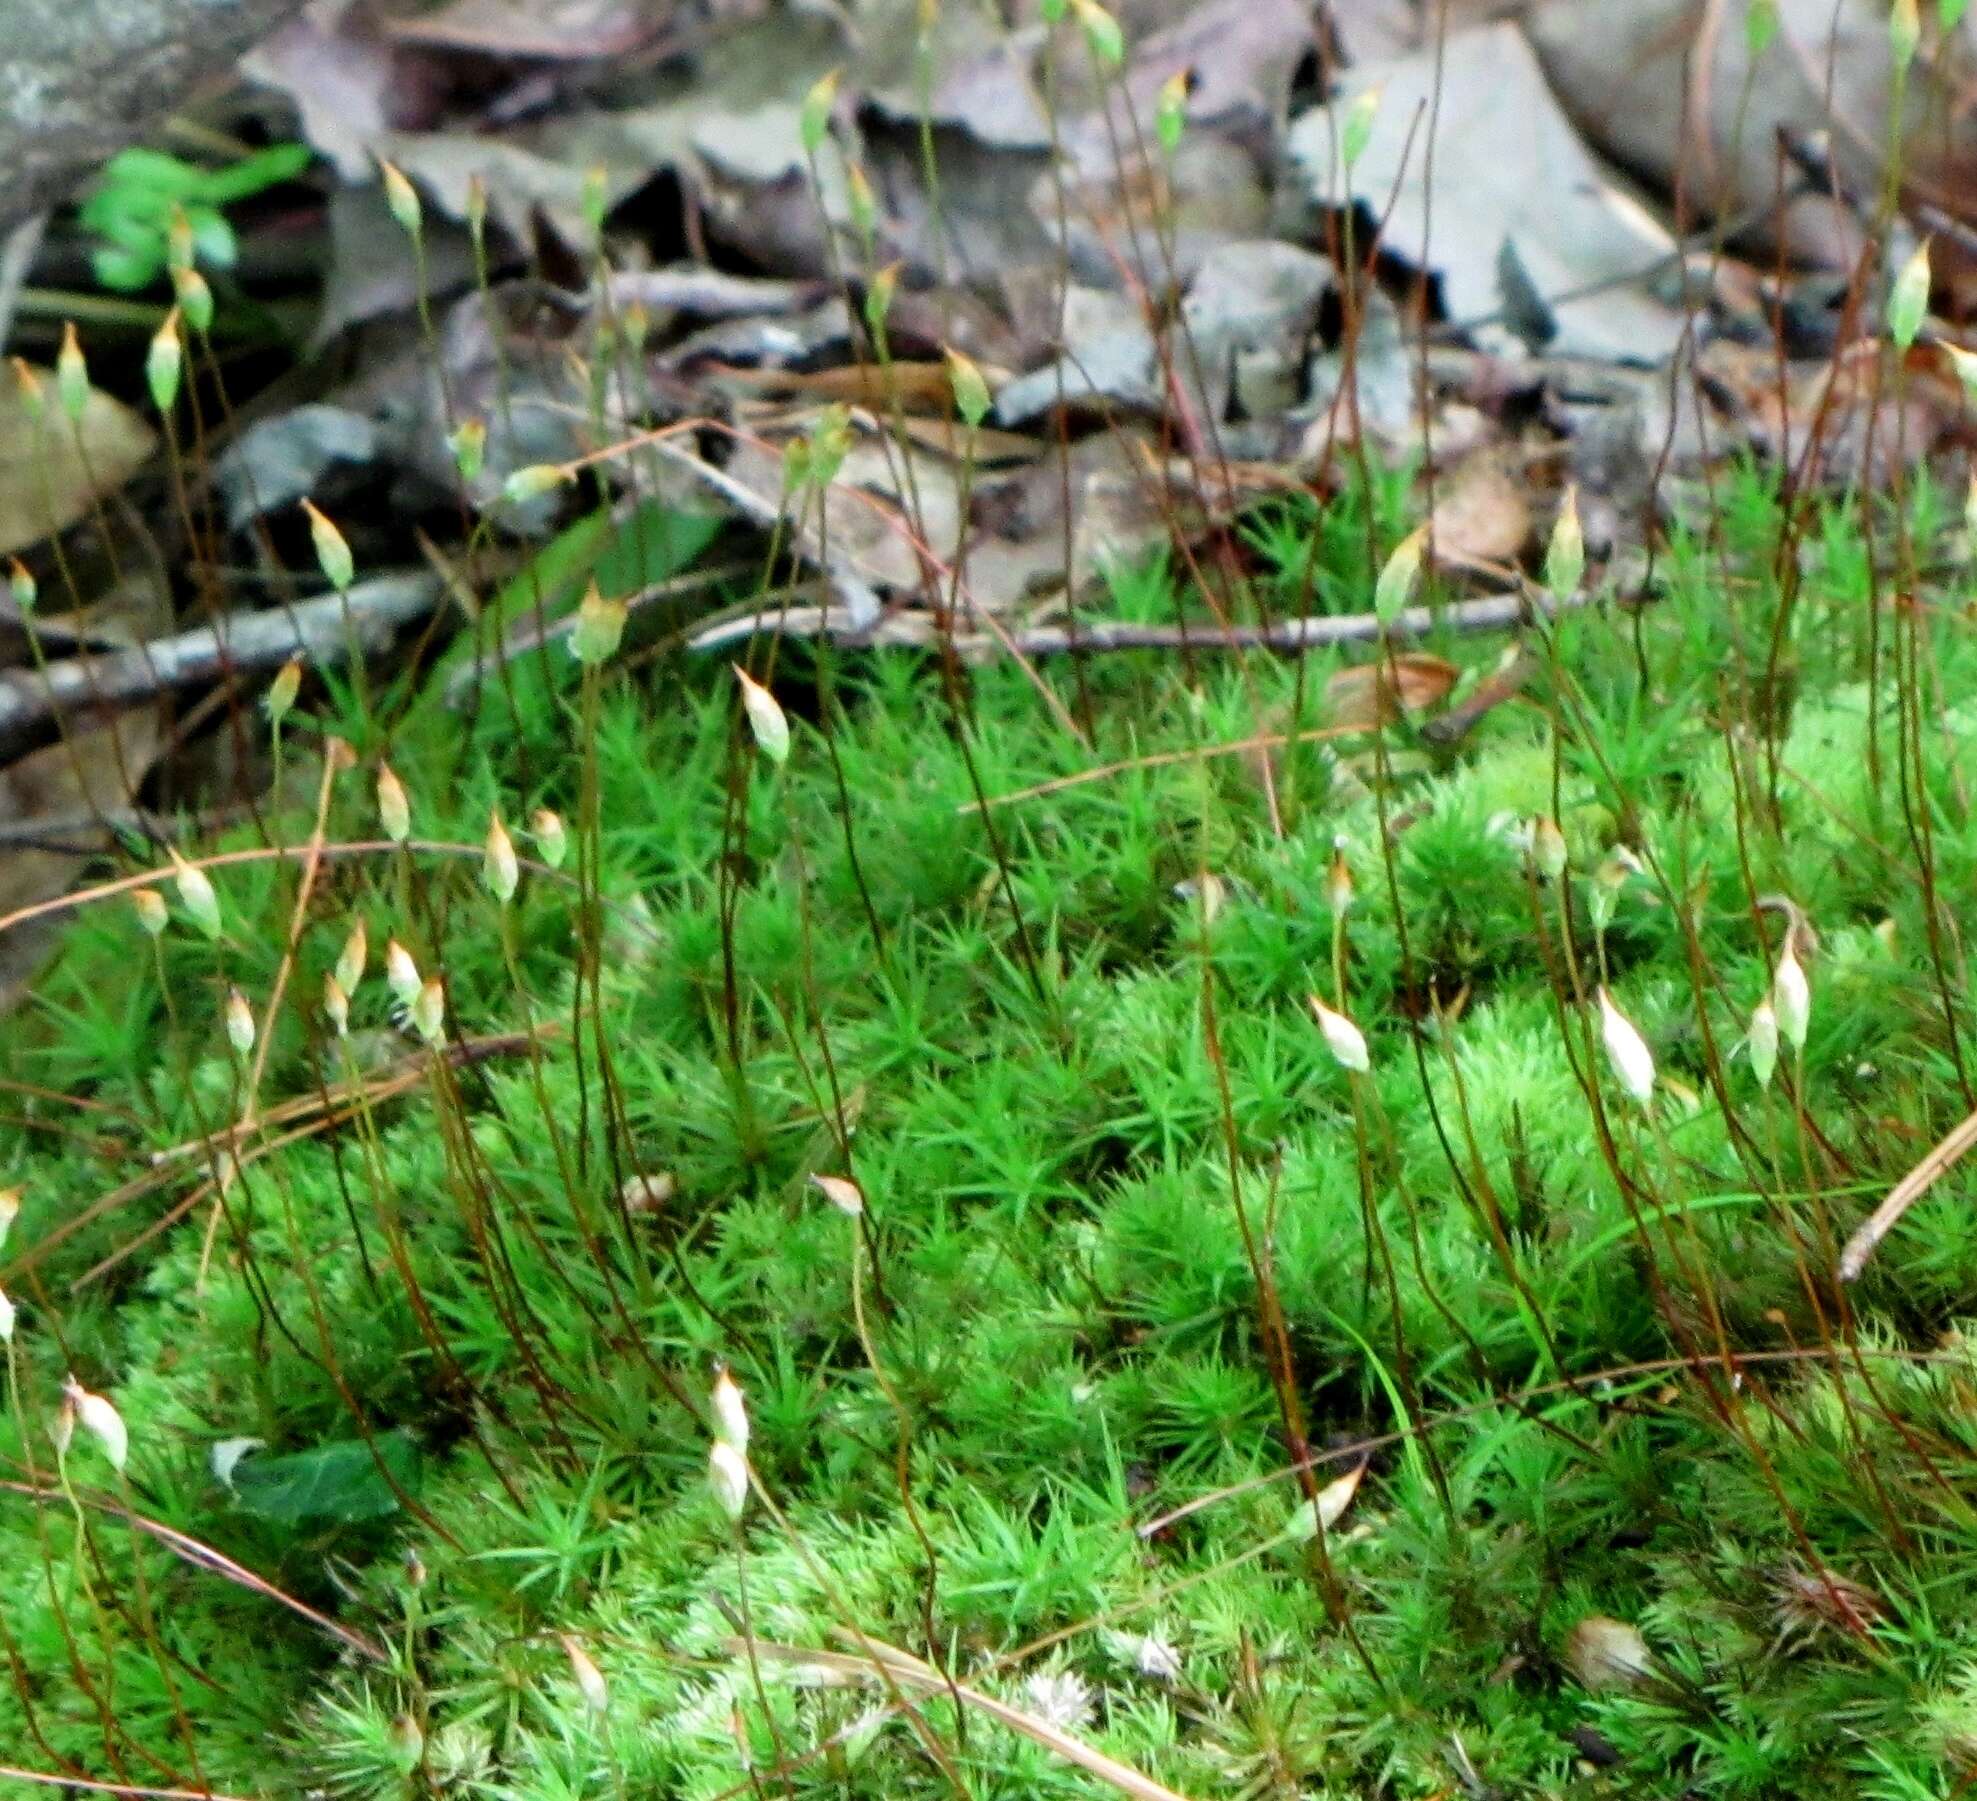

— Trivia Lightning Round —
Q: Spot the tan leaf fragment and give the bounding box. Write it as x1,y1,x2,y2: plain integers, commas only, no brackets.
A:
0,368,156,557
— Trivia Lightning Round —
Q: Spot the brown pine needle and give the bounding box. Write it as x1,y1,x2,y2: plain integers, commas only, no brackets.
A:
962,723,1357,814
1837,1104,1977,1282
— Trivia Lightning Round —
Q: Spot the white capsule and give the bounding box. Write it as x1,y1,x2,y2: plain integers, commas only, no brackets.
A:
225,988,256,1056
1747,999,1778,1091
411,977,446,1046
1326,839,1355,920
334,919,368,996
530,808,568,871
1597,987,1655,1106
170,854,222,938
483,812,519,905
1772,938,1810,1053
810,1173,865,1216
376,764,411,844
386,940,421,1008
131,888,169,937
61,1375,127,1473
1309,995,1370,1074
1532,815,1568,881
708,1440,749,1520
710,1367,749,1455
559,1633,609,1715
734,665,791,765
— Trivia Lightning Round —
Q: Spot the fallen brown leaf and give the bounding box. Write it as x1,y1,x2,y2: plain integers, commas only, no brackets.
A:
383,0,655,58
1431,450,1531,570
1325,653,1461,730
1564,1615,1653,1691
0,366,156,558
716,359,987,414
0,710,161,1007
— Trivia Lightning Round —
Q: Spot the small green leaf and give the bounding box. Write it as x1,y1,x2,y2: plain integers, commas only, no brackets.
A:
1891,0,1921,64
379,160,423,240
864,262,900,345
1545,486,1584,601
102,148,205,199
1340,86,1382,172
1887,238,1932,351
801,69,841,157
503,463,573,506
945,348,992,429
199,142,313,206
847,162,878,247
1155,70,1190,157
146,311,183,415
228,1430,422,1525
1373,524,1428,626
1745,0,1779,55
1072,0,1124,66
171,266,214,336
735,665,791,765
188,209,238,272
302,500,354,591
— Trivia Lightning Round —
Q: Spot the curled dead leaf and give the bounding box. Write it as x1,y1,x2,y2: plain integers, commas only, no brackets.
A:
1430,450,1531,570
620,1172,677,1213
0,366,157,557
1324,653,1461,731
718,359,1008,415
1564,1614,1652,1691
1286,1460,1365,1540
0,710,162,1008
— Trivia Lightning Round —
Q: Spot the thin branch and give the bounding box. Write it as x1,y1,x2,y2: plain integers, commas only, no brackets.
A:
0,574,440,747
920,585,1586,654
0,1768,251,1801
694,584,1590,658
0,835,660,942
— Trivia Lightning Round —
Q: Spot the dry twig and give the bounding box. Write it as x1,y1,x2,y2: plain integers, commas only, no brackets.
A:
0,574,440,746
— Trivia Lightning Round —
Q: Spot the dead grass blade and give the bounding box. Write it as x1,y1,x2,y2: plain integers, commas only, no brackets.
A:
729,1633,1201,1801
0,1029,538,1289
0,1477,390,1664
0,1770,254,1801
961,723,1359,815
1837,1104,1977,1282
